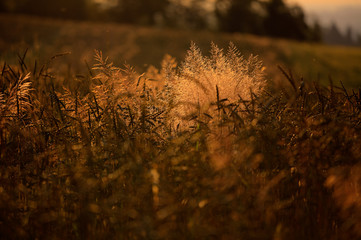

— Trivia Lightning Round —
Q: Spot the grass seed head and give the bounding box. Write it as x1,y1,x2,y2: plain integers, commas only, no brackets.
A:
170,42,266,127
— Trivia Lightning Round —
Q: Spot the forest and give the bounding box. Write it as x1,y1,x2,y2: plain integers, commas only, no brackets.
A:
0,0,322,41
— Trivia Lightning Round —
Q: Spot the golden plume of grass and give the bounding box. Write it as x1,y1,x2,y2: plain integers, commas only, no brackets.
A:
1,73,33,119
170,42,266,126
88,51,142,126
85,50,169,137
143,54,179,128
91,50,135,108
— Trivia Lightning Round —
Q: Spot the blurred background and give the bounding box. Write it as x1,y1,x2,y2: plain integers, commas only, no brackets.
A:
0,0,360,87
1,0,360,45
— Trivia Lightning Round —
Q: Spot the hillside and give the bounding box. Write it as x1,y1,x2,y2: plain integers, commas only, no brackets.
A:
1,13,361,88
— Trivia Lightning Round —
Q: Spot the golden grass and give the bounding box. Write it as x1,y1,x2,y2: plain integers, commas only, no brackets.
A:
1,19,361,240
170,42,266,126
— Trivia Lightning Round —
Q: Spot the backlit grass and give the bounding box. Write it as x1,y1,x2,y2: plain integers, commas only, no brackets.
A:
1,41,361,239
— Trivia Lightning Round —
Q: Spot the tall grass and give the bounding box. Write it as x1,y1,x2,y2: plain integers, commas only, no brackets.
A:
1,43,361,239
169,42,265,126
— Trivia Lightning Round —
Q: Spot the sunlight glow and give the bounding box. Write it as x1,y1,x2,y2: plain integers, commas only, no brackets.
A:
290,0,361,9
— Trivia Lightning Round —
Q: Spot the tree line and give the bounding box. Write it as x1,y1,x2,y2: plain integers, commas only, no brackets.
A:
0,0,321,41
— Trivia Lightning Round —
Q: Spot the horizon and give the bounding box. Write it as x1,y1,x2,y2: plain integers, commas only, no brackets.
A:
290,0,361,9
289,0,361,37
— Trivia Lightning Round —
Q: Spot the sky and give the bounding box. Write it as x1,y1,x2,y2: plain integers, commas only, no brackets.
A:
290,0,361,9
290,0,361,36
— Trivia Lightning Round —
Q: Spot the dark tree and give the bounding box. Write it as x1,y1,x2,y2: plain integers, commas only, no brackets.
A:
165,0,208,29
215,0,315,41
215,0,264,34
323,23,357,46
323,22,344,45
310,21,323,42
263,0,310,40
17,0,89,20
346,26,353,42
109,0,169,25
0,1,5,12
357,34,361,46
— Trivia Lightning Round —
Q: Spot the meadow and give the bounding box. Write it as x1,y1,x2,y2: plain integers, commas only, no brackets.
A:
1,14,361,239
1,14,361,88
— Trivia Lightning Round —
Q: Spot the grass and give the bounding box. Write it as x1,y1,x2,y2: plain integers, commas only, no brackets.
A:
1,14,361,240
1,13,361,88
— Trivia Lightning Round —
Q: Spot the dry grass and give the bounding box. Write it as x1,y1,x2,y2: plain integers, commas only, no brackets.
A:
170,42,265,126
1,43,361,239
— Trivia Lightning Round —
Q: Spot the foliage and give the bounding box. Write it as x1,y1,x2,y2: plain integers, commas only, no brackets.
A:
216,0,320,41
263,0,310,40
1,44,361,239
0,0,321,41
108,0,170,25
15,0,92,20
215,0,264,34
165,0,209,30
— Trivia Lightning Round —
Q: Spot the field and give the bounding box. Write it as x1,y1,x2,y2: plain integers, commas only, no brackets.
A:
1,14,361,88
1,14,361,239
